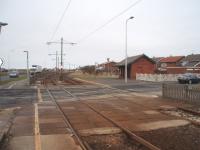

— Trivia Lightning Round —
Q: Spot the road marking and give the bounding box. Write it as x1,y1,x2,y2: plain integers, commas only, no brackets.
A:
34,103,42,150
7,83,16,89
37,88,43,103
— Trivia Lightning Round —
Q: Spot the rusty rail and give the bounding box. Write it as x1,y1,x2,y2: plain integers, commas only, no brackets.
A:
178,107,200,116
62,87,161,150
46,86,92,150
40,75,160,150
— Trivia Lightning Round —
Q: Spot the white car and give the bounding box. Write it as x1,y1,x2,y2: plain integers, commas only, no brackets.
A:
9,71,19,78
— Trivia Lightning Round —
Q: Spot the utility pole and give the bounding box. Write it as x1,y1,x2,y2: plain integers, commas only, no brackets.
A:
60,37,64,80
57,56,59,69
47,37,76,81
23,51,30,85
49,51,59,71
56,51,58,71
61,37,63,69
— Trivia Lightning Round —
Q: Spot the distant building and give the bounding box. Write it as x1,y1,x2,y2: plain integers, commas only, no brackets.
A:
180,54,200,67
116,54,155,79
167,54,200,74
96,60,118,75
159,56,184,68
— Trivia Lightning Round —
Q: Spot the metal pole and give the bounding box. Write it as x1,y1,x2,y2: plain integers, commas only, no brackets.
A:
24,51,30,85
125,20,128,83
56,51,58,71
61,37,63,68
58,57,59,69
27,51,30,85
125,16,134,83
60,37,63,80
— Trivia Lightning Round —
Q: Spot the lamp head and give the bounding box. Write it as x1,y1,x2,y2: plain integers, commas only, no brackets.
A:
0,22,8,26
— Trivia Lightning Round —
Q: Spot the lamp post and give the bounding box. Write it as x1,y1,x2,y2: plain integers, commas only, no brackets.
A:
0,22,8,33
23,51,30,85
125,16,134,83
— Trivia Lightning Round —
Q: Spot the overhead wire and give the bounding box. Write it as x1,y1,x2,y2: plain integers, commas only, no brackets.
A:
49,0,73,41
76,0,143,44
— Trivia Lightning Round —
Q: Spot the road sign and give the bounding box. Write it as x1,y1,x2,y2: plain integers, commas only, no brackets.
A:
0,58,3,67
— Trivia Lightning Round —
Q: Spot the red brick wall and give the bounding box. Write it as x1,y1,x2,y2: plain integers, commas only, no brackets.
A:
167,67,200,74
166,62,177,67
166,67,186,74
130,57,155,79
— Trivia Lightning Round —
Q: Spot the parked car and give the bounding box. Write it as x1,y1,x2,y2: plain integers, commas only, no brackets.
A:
178,73,199,84
9,70,19,78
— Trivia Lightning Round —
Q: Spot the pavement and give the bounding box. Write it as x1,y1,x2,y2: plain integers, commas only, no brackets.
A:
0,108,17,147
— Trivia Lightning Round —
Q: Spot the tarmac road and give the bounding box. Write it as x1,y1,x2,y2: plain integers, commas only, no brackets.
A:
83,78,163,96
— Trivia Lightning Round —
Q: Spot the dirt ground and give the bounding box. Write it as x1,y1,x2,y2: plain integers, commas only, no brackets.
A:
136,124,200,150
84,133,148,150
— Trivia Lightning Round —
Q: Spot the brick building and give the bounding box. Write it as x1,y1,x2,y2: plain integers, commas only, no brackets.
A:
116,54,155,79
167,54,200,74
159,56,184,68
98,61,117,73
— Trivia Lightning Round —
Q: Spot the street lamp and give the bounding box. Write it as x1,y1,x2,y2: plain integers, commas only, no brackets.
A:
125,16,134,83
23,51,30,85
0,22,8,33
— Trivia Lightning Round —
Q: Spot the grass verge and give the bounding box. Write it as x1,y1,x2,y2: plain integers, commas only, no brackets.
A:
0,76,26,85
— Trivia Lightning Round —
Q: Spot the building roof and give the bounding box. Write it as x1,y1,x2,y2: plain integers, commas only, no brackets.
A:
99,61,116,66
180,54,200,62
180,54,200,67
159,56,184,63
116,54,155,66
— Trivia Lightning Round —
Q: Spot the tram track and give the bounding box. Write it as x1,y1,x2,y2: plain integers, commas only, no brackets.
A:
45,86,92,150
43,78,160,150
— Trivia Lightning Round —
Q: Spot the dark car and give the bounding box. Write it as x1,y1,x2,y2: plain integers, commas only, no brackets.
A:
178,73,199,84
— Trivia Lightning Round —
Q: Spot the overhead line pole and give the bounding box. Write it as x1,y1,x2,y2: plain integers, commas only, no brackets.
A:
60,37,64,80
23,51,30,85
47,38,76,81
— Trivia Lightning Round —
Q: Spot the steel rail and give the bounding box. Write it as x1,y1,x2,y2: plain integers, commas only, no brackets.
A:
178,107,200,116
45,86,92,150
62,87,161,150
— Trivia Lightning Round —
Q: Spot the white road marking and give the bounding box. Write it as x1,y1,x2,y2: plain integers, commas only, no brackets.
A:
7,83,16,89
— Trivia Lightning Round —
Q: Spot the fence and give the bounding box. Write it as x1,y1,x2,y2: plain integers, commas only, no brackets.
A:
136,73,181,82
162,83,200,102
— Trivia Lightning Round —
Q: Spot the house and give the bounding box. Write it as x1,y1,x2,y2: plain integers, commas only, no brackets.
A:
180,54,200,67
96,59,118,75
116,54,155,79
159,56,184,68
167,54,200,74
98,61,117,73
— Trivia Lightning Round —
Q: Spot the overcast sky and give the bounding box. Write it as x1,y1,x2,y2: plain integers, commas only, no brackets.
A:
0,0,200,69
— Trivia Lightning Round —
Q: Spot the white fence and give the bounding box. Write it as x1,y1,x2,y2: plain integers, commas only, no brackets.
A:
136,73,181,82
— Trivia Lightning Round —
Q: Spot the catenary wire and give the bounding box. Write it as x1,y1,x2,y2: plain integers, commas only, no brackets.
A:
76,0,143,44
50,0,73,41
